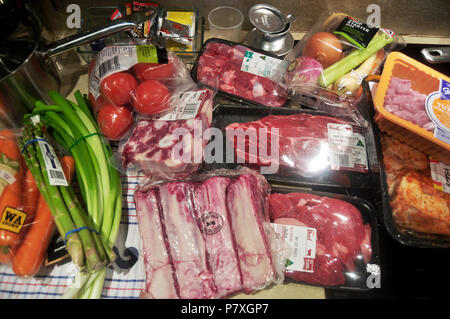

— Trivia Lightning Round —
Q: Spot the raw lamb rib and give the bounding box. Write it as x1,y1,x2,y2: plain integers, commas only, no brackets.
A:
157,182,217,299
196,41,287,107
226,113,348,176
192,177,243,297
134,189,179,299
226,174,276,293
135,173,276,299
268,192,372,286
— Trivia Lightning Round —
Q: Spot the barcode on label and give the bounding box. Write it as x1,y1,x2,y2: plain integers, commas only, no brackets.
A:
183,103,198,117
49,170,65,181
98,56,121,78
334,153,350,167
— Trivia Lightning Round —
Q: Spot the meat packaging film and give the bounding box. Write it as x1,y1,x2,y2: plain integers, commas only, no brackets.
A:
202,104,380,193
191,38,290,109
134,170,290,299
268,184,381,291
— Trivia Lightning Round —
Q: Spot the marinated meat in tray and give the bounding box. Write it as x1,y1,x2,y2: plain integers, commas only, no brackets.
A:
381,134,450,237
195,40,288,107
269,192,372,287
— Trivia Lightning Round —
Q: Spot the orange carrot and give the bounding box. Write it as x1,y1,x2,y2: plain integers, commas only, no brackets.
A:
12,156,75,277
0,130,25,247
21,168,40,219
0,245,15,264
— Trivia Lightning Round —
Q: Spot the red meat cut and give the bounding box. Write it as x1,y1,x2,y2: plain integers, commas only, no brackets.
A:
196,41,287,107
269,192,372,286
226,113,348,177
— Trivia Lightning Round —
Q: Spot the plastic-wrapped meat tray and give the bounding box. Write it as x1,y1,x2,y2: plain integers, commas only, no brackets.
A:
201,104,379,192
269,183,381,291
191,38,290,108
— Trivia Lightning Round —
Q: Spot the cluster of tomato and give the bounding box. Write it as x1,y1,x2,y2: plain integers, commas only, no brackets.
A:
88,58,176,140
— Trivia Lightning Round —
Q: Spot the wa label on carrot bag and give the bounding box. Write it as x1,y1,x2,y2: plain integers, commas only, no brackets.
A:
0,207,27,234
271,223,317,273
327,123,369,173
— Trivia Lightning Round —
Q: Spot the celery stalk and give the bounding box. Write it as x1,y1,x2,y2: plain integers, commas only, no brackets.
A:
318,33,394,87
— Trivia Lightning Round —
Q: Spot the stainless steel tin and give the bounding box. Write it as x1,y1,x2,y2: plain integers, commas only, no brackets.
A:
421,46,450,64
248,4,295,34
245,22,295,56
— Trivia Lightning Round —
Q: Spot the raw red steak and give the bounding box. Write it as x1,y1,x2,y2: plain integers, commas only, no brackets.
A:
226,113,348,176
196,41,287,107
268,192,372,287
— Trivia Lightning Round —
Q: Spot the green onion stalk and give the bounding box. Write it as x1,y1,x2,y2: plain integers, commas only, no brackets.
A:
27,90,123,299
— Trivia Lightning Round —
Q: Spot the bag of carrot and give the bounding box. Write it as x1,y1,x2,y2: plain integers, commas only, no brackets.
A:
0,129,57,277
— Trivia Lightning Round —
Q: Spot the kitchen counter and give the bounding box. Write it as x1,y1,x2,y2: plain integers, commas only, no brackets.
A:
65,31,449,300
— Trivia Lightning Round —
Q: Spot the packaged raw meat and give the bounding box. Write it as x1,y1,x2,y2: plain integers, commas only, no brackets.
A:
205,104,375,190
378,132,450,248
268,185,380,290
191,38,289,108
116,81,216,180
282,12,403,123
88,43,192,141
373,52,450,163
134,169,289,299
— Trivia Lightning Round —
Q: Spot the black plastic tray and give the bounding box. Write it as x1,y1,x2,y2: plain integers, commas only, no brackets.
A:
190,38,291,109
372,125,450,249
200,104,379,192
269,183,381,291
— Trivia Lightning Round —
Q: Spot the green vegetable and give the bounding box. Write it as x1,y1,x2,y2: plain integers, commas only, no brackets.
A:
18,120,109,272
26,90,122,299
318,33,394,88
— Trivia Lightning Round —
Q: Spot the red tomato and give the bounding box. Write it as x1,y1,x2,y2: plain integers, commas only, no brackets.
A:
132,80,170,116
88,93,107,113
100,72,137,105
132,61,175,82
96,104,134,140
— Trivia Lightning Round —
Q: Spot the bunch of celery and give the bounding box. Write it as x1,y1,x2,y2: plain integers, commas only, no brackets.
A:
19,120,111,273
26,90,122,298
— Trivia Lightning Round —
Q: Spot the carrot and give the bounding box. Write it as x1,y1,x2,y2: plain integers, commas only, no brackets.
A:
0,245,15,264
12,156,75,277
21,169,40,218
0,130,25,248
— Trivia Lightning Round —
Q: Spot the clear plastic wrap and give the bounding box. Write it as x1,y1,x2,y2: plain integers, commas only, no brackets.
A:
268,185,380,290
283,12,404,124
88,44,192,141
0,129,56,277
134,169,290,299
191,38,289,108
115,80,216,180
212,105,373,189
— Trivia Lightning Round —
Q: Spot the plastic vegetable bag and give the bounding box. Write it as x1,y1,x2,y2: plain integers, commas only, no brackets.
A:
134,169,290,299
88,43,192,141
283,12,404,125
0,129,67,277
